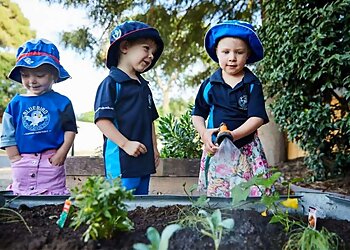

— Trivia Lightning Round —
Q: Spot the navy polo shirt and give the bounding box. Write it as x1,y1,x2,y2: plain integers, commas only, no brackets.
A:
94,67,158,178
192,67,269,148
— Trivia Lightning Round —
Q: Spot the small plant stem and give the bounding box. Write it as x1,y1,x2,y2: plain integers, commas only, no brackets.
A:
0,208,32,234
182,184,195,204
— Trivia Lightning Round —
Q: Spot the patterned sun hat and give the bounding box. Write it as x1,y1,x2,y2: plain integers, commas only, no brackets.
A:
8,38,70,83
106,21,164,71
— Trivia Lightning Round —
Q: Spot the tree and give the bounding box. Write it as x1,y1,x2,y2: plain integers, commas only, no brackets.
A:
0,0,35,116
45,0,260,113
258,0,350,179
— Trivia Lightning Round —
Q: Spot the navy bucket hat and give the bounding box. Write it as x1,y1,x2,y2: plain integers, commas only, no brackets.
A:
8,38,71,83
205,20,264,64
106,21,164,71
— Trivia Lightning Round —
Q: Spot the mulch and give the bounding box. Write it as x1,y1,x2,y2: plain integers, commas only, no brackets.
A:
277,158,350,196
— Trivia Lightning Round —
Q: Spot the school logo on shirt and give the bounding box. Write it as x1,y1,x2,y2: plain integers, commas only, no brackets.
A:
22,106,50,131
238,95,248,110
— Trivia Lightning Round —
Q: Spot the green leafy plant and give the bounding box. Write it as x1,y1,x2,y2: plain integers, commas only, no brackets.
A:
158,105,202,159
230,170,281,207
177,184,234,250
231,171,305,232
69,176,134,242
231,171,344,249
197,209,234,250
133,224,182,250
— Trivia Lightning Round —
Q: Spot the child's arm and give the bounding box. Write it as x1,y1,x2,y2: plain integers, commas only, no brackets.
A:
152,122,160,168
192,115,219,154
1,111,21,162
5,146,21,163
231,117,264,141
50,131,76,166
96,118,147,157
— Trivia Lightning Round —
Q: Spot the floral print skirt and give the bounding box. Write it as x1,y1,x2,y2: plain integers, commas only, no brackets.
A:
198,134,270,198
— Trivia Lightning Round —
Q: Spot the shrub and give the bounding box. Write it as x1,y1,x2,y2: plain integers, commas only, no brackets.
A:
258,0,350,179
158,105,202,159
77,111,94,123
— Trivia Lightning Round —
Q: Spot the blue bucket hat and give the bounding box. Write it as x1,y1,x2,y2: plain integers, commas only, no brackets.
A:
106,21,164,71
205,20,264,64
8,38,71,83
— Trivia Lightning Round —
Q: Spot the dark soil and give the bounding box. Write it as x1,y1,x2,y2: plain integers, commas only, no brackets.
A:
0,204,349,250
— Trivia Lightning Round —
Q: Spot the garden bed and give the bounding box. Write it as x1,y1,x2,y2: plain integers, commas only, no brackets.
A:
0,203,349,250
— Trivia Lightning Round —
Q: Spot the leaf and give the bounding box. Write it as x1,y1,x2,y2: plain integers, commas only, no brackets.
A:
189,184,198,193
255,172,281,187
159,224,182,250
261,193,280,208
133,243,150,250
104,210,112,219
192,195,210,208
146,227,160,248
197,209,208,217
231,185,250,205
211,209,222,227
290,177,304,184
220,219,234,230
269,214,283,224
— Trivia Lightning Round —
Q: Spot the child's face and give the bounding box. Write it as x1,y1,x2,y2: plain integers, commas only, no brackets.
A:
216,37,250,77
119,38,158,73
20,64,57,96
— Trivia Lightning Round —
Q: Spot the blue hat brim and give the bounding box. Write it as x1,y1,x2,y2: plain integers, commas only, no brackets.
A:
106,28,164,71
205,22,264,64
8,56,71,83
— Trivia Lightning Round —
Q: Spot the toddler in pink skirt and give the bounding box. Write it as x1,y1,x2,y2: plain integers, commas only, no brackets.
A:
0,39,77,195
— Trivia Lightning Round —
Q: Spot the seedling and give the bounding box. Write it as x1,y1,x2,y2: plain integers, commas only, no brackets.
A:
231,171,344,249
182,183,210,209
197,209,234,250
0,207,32,233
69,176,134,242
0,196,32,233
133,224,182,250
283,227,343,250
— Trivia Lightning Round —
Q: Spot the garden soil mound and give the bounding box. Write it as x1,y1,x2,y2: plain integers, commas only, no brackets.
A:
0,204,349,250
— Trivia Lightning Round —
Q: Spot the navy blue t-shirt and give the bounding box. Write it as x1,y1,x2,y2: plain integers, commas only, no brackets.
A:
192,67,269,148
94,67,158,178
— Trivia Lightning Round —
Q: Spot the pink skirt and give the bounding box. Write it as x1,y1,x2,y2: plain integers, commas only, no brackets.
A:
7,149,70,195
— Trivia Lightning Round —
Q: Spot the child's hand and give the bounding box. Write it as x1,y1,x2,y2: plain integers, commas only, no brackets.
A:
154,147,160,168
201,128,219,155
49,151,67,166
123,141,147,157
9,155,22,163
